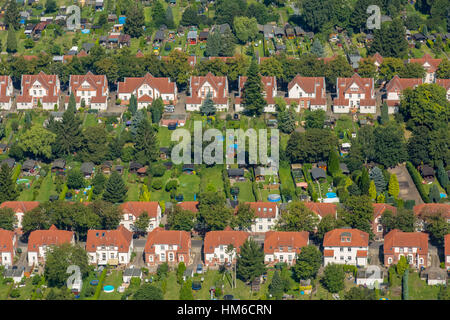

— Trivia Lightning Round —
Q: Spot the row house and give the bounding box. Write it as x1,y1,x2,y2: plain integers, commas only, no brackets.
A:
117,73,177,108
413,203,450,231
246,202,279,233
0,201,40,229
144,228,191,267
27,225,75,267
17,71,60,110
384,75,423,114
67,72,109,110
286,75,327,112
119,201,162,233
436,78,450,101
445,234,450,271
186,72,229,112
372,203,397,241
86,225,133,266
408,53,442,83
323,228,369,267
263,231,309,266
333,73,376,114
383,229,428,268
204,228,249,267
0,229,16,266
0,76,13,110
234,76,277,113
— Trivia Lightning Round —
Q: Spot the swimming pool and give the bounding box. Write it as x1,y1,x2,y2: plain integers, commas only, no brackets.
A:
326,192,337,198
103,285,114,293
440,193,447,198
268,194,281,202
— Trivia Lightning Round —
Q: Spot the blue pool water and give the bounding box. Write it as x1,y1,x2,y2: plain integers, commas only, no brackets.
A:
268,194,281,202
440,193,447,198
103,285,114,293
326,192,337,198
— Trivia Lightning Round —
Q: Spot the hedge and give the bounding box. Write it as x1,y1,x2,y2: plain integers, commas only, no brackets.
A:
93,268,108,300
11,164,22,182
59,184,68,200
406,162,429,203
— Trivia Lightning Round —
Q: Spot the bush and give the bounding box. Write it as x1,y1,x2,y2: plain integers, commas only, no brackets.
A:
152,179,163,190
10,289,20,298
32,275,41,285
84,285,96,297
406,162,429,203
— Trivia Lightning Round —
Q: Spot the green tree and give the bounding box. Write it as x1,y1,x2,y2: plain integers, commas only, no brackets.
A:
327,150,340,177
200,92,216,116
369,19,408,58
67,169,85,190
275,202,319,232
236,238,265,282
369,180,377,200
359,168,370,195
322,264,345,293
311,38,324,57
205,30,221,57
0,163,18,203
45,0,57,13
232,203,256,231
180,7,199,26
151,0,166,28
18,125,56,160
242,59,266,116
268,270,284,299
424,212,450,246
179,280,194,300
344,287,376,300
165,6,175,29
6,27,17,54
5,0,20,30
286,129,337,164
0,207,16,230
133,284,163,300
134,212,150,235
79,126,109,164
396,255,409,276
197,192,232,232
92,172,107,196
305,109,326,129
176,262,186,284
167,205,196,231
339,195,374,235
102,171,128,203
370,167,386,194
150,98,164,124
399,63,426,78
89,200,121,230
374,123,408,168
128,94,137,115
388,174,400,199
54,94,83,156
357,58,377,78
277,107,296,134
133,118,159,165
436,161,449,189
381,208,416,233
436,59,450,79
233,16,258,43
380,102,389,125
292,245,322,280
402,269,409,300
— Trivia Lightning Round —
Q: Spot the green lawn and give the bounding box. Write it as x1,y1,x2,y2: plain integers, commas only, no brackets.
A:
408,271,441,300
124,170,142,201
36,173,57,201
199,165,224,193
235,180,255,202
178,173,201,201
158,126,174,147
82,113,98,128
98,270,124,300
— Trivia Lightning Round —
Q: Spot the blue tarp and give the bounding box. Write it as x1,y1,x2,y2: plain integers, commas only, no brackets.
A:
81,29,90,34
118,17,126,24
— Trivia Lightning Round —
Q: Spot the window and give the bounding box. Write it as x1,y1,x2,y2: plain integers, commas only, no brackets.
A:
169,253,174,262
340,256,344,260
388,257,393,264
102,253,106,260
110,253,114,258
179,255,184,262
259,225,263,230
160,253,166,261
340,248,344,252
377,225,383,232
279,255,283,261
348,256,351,260
149,255,153,262
348,248,351,252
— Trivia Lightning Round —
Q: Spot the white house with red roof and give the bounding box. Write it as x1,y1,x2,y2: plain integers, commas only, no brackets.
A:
67,72,109,110
383,229,429,268
372,203,397,240
144,228,191,267
185,72,229,111
0,76,13,110
286,75,327,112
27,225,75,266
86,226,133,266
234,76,277,113
323,228,369,267
409,53,442,83
117,73,177,108
17,71,60,110
333,73,376,114
204,228,249,267
445,234,450,270
0,201,40,229
119,202,162,232
384,76,423,114
263,231,309,266
436,78,450,101
245,202,279,233
0,229,16,266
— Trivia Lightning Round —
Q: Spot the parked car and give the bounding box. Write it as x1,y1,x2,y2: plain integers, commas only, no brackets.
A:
196,264,203,274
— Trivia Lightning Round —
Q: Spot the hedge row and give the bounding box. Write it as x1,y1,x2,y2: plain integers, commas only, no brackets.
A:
59,184,68,201
93,268,108,300
406,162,430,203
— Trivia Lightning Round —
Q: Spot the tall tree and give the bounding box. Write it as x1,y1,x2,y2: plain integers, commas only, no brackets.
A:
232,203,256,231
359,168,370,195
369,19,408,58
236,238,265,282
5,0,20,30
133,118,159,165
388,174,400,199
242,59,266,116
370,167,386,194
0,163,18,203
19,125,56,160
292,245,322,281
200,92,216,116
275,202,319,232
0,207,16,230
339,195,374,236
374,123,407,168
151,0,166,28
268,270,284,299
128,94,137,115
322,264,345,293
6,27,17,53
165,6,175,29
233,16,258,43
311,38,325,57
102,171,128,203
380,102,389,125
197,192,232,232
167,205,196,232
79,126,109,164
54,95,83,156
124,2,145,38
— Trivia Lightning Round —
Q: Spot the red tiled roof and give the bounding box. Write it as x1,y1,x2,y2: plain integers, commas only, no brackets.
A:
445,234,450,256
27,225,74,252
0,228,14,253
323,228,369,247
241,202,278,218
86,225,132,253
385,75,422,94
263,231,309,254
373,52,383,65
323,249,334,257
17,71,60,104
409,54,442,73
413,204,450,219
334,73,375,107
373,203,397,219
177,201,199,213
436,78,450,91
118,73,176,96
384,229,428,255
287,75,327,106
144,227,191,254
119,201,160,219
187,72,228,105
0,201,40,213
204,230,249,254
136,50,144,58
77,50,88,58
356,250,368,257
69,71,108,104
0,76,12,103
303,202,337,218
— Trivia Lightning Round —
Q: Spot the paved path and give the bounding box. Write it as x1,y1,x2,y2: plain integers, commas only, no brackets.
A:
388,164,423,205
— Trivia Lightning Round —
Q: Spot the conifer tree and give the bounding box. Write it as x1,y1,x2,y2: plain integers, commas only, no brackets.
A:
388,174,400,199
242,59,266,116
359,168,370,195
128,94,137,116
369,180,377,201
6,27,17,53
102,171,128,203
200,92,216,116
429,184,441,203
0,163,18,203
370,167,386,194
327,150,340,177
54,92,82,156
268,270,284,300
5,0,20,30
236,238,265,282
380,102,389,125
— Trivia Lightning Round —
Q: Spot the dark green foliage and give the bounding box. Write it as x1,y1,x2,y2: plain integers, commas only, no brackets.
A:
339,195,374,236
327,150,340,177
54,93,83,157
380,102,389,125
242,59,266,116
322,264,345,293
150,98,164,124
67,169,85,190
5,0,20,29
292,245,322,281
167,205,196,232
200,92,216,116
406,161,430,203
424,213,450,246
134,118,159,165
277,108,296,134
79,126,109,164
436,161,449,189
0,207,15,230
92,172,107,195
305,109,325,129
180,7,199,26
6,27,17,53
102,171,128,203
381,208,416,233
179,280,194,300
128,94,137,115
268,270,284,299
133,284,163,300
370,167,386,194
429,184,441,203
359,168,370,195
344,287,376,300
151,0,166,28
232,203,256,231
373,123,407,168
402,269,409,300
0,163,17,203
369,19,408,58
286,129,337,164
197,191,232,232
236,238,265,282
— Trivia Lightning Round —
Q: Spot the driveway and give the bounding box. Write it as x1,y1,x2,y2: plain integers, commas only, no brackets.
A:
428,243,440,268
388,164,423,205
368,241,384,267
174,92,186,114
191,239,203,265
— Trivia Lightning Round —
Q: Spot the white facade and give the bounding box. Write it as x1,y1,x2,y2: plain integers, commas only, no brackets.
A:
1,252,13,266
205,245,236,265
324,246,368,267
120,206,162,232
88,242,133,265
264,251,297,265
333,105,351,113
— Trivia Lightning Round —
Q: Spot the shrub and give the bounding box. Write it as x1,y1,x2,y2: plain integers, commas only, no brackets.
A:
152,179,163,190
406,162,429,203
10,289,20,298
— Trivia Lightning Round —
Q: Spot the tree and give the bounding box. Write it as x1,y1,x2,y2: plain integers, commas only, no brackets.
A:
359,168,370,195
67,169,85,190
380,102,389,125
242,59,266,116
396,255,408,276
133,118,159,165
399,63,426,79
214,0,247,27
292,245,322,281
128,94,137,115
205,30,221,57
275,202,319,232
357,58,377,78
18,125,56,160
44,244,89,287
322,264,345,293
436,59,450,79
268,270,284,299
379,57,404,81
311,38,324,57
369,180,377,200
305,109,326,129
134,212,150,235
381,208,416,233
6,27,17,53
92,172,107,196
339,195,374,235
176,262,186,284
233,16,258,43
151,0,166,28
374,123,408,168
370,167,386,194
165,6,175,30
197,192,232,232
325,55,353,90
388,174,400,199
286,129,337,164
0,207,15,230
277,107,296,134
54,95,83,156
133,284,163,300
369,19,408,58
232,203,256,231
327,150,340,177
436,161,449,189
236,238,265,282
0,163,18,203
200,92,216,116
150,98,164,124
167,205,196,231
89,200,121,230
344,287,376,300
164,50,191,90
424,212,450,246
179,280,194,300
45,0,57,13
79,126,108,164
102,171,128,203
5,0,20,30
180,7,198,26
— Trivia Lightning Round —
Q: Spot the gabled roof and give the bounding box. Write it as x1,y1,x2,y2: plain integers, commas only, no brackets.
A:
118,73,176,95
144,227,191,254
303,202,337,218
385,75,422,94
409,53,442,73
28,225,74,252
372,203,397,219
244,202,278,218
237,75,276,104
264,231,309,254
204,229,249,254
0,228,15,253
436,78,450,91
384,229,428,254
119,202,160,219
0,201,39,213
186,72,228,105
334,73,375,107
176,201,199,213
17,71,60,103
323,228,369,247
86,225,132,253
413,204,450,219
69,72,108,104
